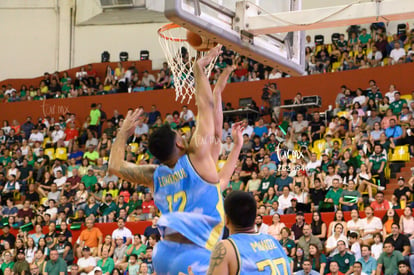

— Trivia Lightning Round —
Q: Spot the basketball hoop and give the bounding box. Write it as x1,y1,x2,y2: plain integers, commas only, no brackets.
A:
158,23,218,103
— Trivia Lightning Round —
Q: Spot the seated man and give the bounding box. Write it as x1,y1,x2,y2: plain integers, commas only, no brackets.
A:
76,217,103,257
385,119,404,145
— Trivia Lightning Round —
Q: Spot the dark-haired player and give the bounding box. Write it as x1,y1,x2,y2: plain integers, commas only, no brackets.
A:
109,45,240,275
204,190,290,275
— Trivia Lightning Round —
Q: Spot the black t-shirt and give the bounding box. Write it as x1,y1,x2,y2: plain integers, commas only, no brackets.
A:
144,226,160,239
309,120,325,134
0,232,16,248
393,187,411,201
310,188,327,206
19,165,33,179
241,162,259,173
291,223,305,240
385,234,410,253
25,191,40,203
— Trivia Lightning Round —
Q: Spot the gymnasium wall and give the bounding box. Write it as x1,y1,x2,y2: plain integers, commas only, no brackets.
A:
1,62,413,123
1,0,413,81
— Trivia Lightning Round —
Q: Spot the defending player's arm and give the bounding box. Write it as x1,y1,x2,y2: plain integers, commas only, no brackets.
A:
206,240,238,275
189,45,223,183
219,122,243,190
211,65,235,162
108,109,157,187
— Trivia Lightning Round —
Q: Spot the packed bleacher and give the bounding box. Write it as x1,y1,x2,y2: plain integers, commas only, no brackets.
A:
1,27,414,275
1,25,414,103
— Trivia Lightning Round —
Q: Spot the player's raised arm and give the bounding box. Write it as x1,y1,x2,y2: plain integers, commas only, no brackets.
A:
219,122,243,190
211,65,235,162
189,45,222,183
108,108,157,187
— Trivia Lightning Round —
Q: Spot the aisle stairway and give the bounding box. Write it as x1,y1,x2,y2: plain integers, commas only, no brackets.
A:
383,158,414,201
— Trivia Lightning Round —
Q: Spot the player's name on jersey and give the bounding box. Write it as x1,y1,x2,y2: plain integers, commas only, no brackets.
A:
250,238,278,253
158,168,188,187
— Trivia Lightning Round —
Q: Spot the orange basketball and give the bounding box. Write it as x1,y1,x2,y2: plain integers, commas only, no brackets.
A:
186,30,217,51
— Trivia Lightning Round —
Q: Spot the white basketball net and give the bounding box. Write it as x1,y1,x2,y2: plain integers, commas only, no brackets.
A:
158,23,218,104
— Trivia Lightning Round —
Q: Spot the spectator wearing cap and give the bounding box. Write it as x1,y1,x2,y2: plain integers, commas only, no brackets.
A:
285,198,299,214
97,248,114,275
13,248,30,274
54,232,74,265
81,167,97,190
77,246,96,275
297,224,323,259
83,144,99,166
392,177,411,207
76,218,102,258
111,218,132,246
100,193,117,217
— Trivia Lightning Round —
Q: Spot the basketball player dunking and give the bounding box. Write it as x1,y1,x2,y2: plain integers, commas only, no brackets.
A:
109,45,241,275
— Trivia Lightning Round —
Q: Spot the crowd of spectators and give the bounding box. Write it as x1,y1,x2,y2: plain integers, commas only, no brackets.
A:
1,26,414,275
305,25,414,74
1,24,414,103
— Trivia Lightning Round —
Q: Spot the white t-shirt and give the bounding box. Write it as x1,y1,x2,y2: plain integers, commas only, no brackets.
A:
180,110,195,122
347,219,364,233
370,243,383,260
385,91,397,103
54,176,67,189
353,95,366,106
255,223,269,234
390,48,406,62
242,125,254,137
306,160,321,172
351,242,361,261
278,193,295,210
326,234,348,257
360,217,382,240
367,51,383,61
78,256,97,275
51,130,64,143
45,207,58,218
112,227,133,243
29,132,44,142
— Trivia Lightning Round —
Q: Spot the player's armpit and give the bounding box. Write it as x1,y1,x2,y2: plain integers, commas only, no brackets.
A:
110,161,157,187
207,240,238,275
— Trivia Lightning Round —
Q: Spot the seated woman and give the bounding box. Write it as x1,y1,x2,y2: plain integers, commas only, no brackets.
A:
311,211,327,243
309,243,327,275
326,223,348,258
382,208,400,237
267,214,285,241
279,227,296,258
360,206,383,245
327,210,348,239
357,163,384,202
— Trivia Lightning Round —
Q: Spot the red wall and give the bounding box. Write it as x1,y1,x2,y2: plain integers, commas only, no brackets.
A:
1,62,414,123
9,210,397,244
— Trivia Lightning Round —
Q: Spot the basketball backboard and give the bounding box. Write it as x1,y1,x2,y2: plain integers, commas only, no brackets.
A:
164,0,306,76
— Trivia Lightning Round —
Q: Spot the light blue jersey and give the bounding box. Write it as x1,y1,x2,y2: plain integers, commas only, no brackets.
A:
152,154,224,275
228,233,291,275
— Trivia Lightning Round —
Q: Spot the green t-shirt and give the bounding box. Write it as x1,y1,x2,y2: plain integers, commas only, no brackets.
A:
97,257,115,274
127,199,142,214
84,151,99,165
259,176,275,196
0,156,12,166
325,188,343,205
332,252,355,274
1,262,14,273
390,99,407,115
81,174,98,189
102,201,118,216
126,244,147,257
358,33,372,44
377,250,404,275
230,180,243,191
312,253,327,272
369,152,387,171
90,109,101,126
